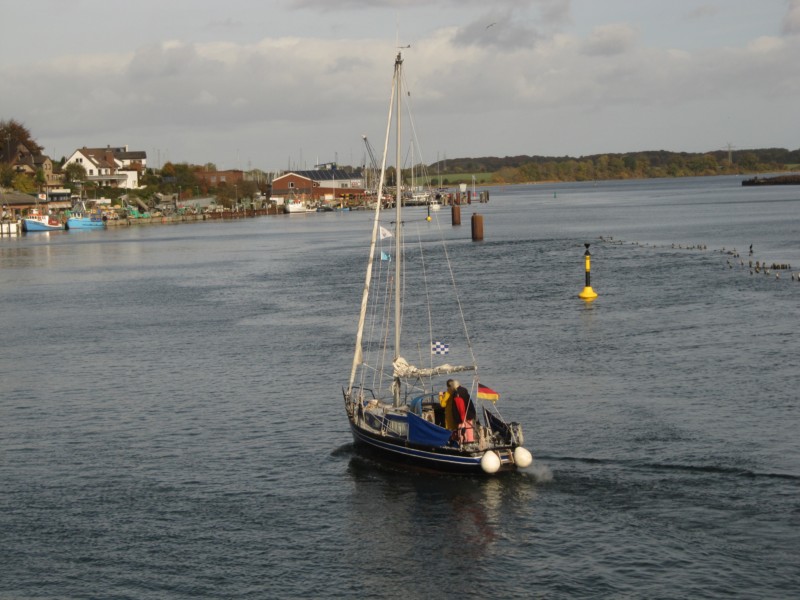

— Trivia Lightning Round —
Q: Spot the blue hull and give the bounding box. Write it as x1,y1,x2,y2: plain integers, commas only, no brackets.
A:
23,219,63,232
348,419,516,474
66,217,106,230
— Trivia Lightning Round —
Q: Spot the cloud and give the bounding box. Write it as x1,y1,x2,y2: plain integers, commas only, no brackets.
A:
286,0,564,11
536,0,571,25
127,42,215,80
194,90,219,106
683,4,721,21
453,13,542,50
451,0,571,50
205,17,244,29
581,23,638,56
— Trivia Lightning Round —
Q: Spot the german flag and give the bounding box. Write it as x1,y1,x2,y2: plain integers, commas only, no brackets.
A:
477,384,499,402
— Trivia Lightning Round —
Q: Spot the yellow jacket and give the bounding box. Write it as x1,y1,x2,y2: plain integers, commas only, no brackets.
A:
439,391,457,430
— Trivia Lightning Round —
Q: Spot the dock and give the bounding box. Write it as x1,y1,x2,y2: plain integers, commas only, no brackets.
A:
1,221,20,236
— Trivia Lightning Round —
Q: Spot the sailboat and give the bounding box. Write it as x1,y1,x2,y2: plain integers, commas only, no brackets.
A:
342,51,533,474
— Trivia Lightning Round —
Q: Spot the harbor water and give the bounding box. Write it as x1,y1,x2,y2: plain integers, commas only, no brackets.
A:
1,175,798,598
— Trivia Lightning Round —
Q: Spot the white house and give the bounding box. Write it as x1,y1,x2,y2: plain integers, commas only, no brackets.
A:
63,145,147,189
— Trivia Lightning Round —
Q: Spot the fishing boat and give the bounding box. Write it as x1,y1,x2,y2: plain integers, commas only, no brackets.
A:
66,201,107,230
284,196,316,213
22,207,64,232
342,51,532,475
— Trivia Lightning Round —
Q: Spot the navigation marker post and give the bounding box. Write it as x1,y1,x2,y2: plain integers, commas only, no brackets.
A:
579,243,598,302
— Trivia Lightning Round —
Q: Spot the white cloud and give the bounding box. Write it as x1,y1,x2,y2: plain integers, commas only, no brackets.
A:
194,91,219,106
683,4,721,21
581,23,638,56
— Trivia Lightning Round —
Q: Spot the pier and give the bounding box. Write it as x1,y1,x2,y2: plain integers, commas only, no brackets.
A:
1,221,20,236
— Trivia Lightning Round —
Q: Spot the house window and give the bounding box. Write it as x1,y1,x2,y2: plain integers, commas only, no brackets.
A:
89,169,94,175
289,182,295,188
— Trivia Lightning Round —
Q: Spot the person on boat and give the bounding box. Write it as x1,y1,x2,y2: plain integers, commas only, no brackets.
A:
442,379,476,443
439,380,458,431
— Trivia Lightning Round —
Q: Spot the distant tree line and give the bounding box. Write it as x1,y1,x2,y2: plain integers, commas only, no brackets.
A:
430,148,800,184
5,116,800,195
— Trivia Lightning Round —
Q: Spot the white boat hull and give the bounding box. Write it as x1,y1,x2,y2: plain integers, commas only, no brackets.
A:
285,203,315,213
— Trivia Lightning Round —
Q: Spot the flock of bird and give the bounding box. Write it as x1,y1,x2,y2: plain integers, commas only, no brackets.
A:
722,249,795,280
597,236,798,282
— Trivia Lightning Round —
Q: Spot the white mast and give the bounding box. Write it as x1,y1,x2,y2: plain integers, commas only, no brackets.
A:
347,56,399,397
393,51,404,407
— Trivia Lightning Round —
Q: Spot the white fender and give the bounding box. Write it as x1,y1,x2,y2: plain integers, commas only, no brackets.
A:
480,451,501,474
514,446,533,468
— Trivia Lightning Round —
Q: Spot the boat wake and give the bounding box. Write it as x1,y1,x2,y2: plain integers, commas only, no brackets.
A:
527,462,554,483
538,454,798,481
330,443,356,458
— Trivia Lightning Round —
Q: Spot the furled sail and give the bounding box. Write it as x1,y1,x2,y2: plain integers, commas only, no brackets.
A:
392,356,475,379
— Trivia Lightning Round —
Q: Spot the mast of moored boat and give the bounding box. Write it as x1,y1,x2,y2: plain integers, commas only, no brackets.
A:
393,50,403,408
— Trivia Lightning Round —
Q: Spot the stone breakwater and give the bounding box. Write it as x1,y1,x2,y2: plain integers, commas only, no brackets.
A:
741,174,800,186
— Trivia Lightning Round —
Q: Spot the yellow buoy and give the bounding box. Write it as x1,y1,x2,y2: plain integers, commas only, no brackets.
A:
579,243,598,302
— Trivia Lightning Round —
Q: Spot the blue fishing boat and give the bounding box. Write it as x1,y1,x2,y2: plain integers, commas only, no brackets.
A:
66,201,107,230
342,51,532,475
22,207,64,231
66,213,106,229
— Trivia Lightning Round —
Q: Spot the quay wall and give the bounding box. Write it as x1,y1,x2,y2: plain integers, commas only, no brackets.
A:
106,207,282,227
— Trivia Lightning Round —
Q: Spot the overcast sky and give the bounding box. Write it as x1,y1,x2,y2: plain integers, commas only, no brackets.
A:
2,0,799,171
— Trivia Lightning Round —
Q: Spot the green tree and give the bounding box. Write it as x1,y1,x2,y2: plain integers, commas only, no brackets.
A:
12,172,35,193
216,182,233,207
64,162,87,183
575,160,595,181
594,155,610,178
238,180,258,199
171,163,200,189
0,163,13,187
0,119,43,162
140,168,161,186
160,162,177,178
35,168,46,189
608,157,626,179
738,152,759,171
666,156,686,177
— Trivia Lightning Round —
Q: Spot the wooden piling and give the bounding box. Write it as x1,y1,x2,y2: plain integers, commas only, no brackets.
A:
471,213,484,241
451,204,461,226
